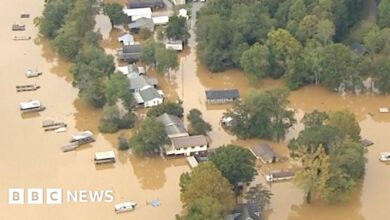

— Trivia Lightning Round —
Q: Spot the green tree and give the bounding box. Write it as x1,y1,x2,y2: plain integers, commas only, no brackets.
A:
155,47,178,74
79,78,107,108
66,0,94,37
139,28,152,40
327,110,361,142
315,19,335,45
373,57,390,93
187,109,212,135
140,39,160,66
118,133,130,150
240,43,270,83
363,26,383,54
130,117,167,156
99,105,136,133
166,15,189,41
103,3,125,27
38,0,75,38
85,30,103,47
53,22,82,60
224,89,296,141
146,102,184,118
245,184,273,212
179,162,235,218
379,0,390,28
210,145,257,189
105,73,132,106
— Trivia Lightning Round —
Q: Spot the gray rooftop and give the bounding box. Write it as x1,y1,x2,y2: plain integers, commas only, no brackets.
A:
156,113,188,136
250,144,279,162
139,86,162,102
205,89,240,100
129,75,157,90
128,17,154,30
171,135,208,149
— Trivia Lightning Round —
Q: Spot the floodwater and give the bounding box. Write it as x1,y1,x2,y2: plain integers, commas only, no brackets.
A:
2,1,390,220
0,1,189,220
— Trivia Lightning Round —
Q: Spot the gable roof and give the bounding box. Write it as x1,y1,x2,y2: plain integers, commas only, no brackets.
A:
156,113,187,136
250,144,279,162
122,44,142,53
205,89,240,100
139,86,163,101
171,135,208,149
123,7,152,17
128,0,165,9
128,17,154,30
128,75,157,90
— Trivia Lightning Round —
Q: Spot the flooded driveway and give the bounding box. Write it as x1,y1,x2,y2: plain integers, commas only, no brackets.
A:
0,0,189,219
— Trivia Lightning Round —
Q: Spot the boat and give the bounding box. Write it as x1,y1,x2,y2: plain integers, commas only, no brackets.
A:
20,12,30,18
12,24,25,31
16,84,40,92
379,152,390,162
19,100,45,113
114,201,137,213
94,151,116,164
13,36,31,41
25,69,42,78
55,127,67,133
70,130,94,143
265,170,294,182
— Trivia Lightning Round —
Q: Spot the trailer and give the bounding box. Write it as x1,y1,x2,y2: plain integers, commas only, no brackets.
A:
94,151,116,164
19,100,45,113
265,170,294,182
16,84,40,92
25,69,42,78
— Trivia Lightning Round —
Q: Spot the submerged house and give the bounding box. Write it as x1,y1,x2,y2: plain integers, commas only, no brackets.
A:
128,17,154,33
205,89,240,104
117,44,142,63
128,75,158,92
133,86,164,108
156,113,188,138
123,7,152,21
167,135,208,156
128,0,165,10
156,113,208,156
249,144,279,164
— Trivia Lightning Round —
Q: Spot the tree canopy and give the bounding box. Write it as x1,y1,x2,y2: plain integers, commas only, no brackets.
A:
224,88,295,141
103,3,125,27
178,162,235,219
130,117,167,156
146,102,184,118
186,109,212,135
166,15,190,41
289,109,366,203
209,145,257,188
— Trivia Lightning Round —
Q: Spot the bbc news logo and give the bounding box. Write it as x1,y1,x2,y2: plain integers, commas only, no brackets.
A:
8,188,114,205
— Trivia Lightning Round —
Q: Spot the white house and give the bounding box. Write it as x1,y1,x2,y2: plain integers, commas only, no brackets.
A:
152,16,169,25
166,135,208,156
123,7,152,21
117,33,135,46
134,86,164,107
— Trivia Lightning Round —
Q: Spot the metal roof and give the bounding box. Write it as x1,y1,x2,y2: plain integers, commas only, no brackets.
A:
156,113,187,136
205,89,240,100
171,135,208,149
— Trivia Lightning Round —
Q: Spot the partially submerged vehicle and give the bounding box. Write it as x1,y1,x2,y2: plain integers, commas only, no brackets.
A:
115,201,137,213
19,100,45,113
12,24,25,31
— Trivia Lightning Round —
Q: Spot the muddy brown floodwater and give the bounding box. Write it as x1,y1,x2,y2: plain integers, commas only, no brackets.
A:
0,1,189,220
1,1,390,220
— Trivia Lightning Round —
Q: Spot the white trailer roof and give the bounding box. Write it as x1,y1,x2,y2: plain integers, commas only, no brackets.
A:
95,151,116,160
20,100,41,109
152,16,169,25
123,8,152,17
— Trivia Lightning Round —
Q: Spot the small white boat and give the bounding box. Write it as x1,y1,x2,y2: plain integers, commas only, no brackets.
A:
379,108,389,113
115,201,137,213
70,130,93,142
25,69,42,78
379,152,390,162
55,127,67,133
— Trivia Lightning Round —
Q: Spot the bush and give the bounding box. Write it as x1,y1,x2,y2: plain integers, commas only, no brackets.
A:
118,133,130,150
139,28,152,40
